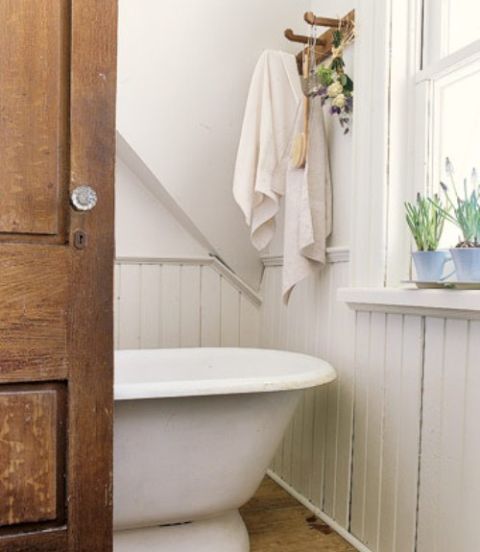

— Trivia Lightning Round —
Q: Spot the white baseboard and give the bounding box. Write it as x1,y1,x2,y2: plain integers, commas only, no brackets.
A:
266,469,372,552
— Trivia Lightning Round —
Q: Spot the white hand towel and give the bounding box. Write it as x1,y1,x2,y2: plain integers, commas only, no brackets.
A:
233,50,301,251
282,95,332,303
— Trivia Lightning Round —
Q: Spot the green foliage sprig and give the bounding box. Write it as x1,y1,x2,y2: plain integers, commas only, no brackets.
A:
313,23,355,133
405,193,446,251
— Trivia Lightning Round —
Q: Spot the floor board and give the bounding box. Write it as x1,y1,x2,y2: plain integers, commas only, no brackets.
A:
241,477,355,551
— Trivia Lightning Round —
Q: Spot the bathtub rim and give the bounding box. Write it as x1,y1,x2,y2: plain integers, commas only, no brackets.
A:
114,347,336,401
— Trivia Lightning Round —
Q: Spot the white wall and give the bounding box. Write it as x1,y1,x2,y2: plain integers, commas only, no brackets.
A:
117,0,310,289
114,153,261,350
310,0,356,250
116,157,208,258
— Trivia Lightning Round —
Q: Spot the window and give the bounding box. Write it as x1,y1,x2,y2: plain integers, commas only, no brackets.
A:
415,0,480,247
423,0,480,64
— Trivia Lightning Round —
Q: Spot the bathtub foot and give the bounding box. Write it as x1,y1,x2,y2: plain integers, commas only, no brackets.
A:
114,510,250,551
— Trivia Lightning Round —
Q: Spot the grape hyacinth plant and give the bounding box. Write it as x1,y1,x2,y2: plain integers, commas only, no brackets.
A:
438,157,480,248
405,193,446,251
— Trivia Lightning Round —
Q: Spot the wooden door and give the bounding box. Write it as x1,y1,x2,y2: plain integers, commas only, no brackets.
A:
0,1,117,550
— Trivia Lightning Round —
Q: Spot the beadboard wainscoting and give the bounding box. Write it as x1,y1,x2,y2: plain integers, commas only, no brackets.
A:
265,278,480,552
114,257,261,349
260,250,356,534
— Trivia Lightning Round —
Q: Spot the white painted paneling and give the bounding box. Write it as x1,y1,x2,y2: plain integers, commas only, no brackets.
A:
180,265,201,347
417,318,480,552
462,321,480,552
161,264,181,348
395,315,423,552
200,266,221,347
264,264,432,552
417,317,444,552
220,277,240,347
139,264,162,348
117,264,141,349
239,296,260,347
262,260,355,532
115,260,260,351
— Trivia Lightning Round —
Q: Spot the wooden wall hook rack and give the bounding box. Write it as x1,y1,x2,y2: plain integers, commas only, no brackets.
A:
284,28,326,47
304,12,342,28
285,9,355,71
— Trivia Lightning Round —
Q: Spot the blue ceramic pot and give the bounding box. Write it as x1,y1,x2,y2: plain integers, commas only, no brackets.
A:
412,250,454,281
450,248,480,281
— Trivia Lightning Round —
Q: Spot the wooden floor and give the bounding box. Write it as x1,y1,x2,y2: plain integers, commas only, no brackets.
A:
240,477,356,552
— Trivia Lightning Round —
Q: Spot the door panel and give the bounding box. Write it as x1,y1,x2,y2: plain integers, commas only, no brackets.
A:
0,529,67,552
0,385,66,527
0,246,68,382
0,0,117,550
0,0,70,239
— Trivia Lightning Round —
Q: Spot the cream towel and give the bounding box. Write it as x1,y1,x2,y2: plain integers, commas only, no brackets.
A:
233,50,301,251
233,50,332,303
282,96,332,303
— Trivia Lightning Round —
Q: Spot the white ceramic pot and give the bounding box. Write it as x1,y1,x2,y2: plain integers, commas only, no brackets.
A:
412,250,454,281
450,247,480,281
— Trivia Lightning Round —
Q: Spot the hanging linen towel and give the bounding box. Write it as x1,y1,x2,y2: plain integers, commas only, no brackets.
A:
233,50,301,251
233,50,332,303
282,95,332,303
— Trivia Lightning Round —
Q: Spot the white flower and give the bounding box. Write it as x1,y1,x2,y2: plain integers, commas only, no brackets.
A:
327,81,343,98
332,93,346,108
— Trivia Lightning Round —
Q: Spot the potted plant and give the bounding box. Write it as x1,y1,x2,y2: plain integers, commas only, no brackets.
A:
438,158,480,281
405,193,451,281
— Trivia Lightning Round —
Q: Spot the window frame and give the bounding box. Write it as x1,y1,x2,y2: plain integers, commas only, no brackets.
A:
384,0,480,284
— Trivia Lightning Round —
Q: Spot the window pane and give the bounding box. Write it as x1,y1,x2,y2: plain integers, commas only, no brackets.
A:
447,0,480,54
425,0,480,64
433,62,480,247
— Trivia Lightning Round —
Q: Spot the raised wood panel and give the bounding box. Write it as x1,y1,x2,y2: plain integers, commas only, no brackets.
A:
114,261,260,350
0,385,65,528
0,246,68,383
0,0,69,238
0,528,67,552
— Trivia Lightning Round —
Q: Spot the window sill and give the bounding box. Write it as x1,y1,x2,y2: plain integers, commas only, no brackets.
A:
338,287,480,319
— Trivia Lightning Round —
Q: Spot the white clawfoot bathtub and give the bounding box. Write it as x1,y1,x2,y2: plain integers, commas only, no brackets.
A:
113,348,336,551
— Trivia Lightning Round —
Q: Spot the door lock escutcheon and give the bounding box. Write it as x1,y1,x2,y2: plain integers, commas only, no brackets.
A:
73,230,87,249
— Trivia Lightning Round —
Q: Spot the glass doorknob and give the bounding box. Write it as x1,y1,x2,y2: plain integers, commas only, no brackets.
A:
70,185,98,212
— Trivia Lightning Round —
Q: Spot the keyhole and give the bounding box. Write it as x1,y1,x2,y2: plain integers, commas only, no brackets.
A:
74,230,87,249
